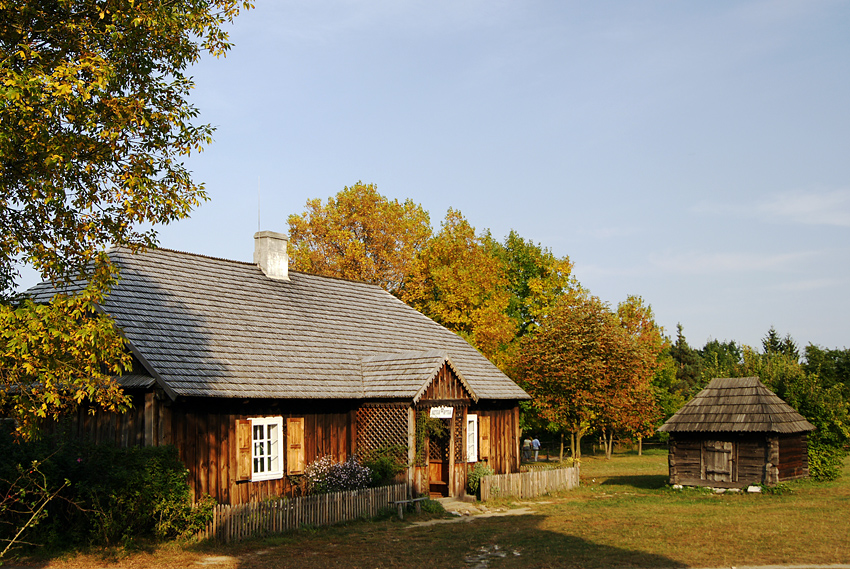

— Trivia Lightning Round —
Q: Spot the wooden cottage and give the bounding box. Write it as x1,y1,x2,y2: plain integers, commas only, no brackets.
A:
658,377,814,487
28,231,530,504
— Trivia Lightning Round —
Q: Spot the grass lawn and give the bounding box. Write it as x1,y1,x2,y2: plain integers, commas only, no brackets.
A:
12,450,850,569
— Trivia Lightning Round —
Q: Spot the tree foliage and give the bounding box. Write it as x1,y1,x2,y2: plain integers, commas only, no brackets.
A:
287,182,431,294
700,338,743,381
0,0,250,437
803,344,850,392
516,293,660,458
1,0,250,294
613,295,666,440
668,324,703,398
485,230,573,337
762,326,800,362
402,209,515,363
0,268,132,439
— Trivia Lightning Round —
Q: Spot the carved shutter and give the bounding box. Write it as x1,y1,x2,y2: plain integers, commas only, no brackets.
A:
479,415,491,460
287,417,305,475
235,419,252,481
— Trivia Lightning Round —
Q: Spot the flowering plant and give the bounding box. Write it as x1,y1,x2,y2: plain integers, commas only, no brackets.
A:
303,455,372,494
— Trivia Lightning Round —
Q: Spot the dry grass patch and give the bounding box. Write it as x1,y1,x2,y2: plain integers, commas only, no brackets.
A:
11,450,850,569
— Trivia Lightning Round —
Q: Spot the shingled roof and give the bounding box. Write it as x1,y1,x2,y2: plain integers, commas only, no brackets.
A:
658,377,815,434
27,247,529,402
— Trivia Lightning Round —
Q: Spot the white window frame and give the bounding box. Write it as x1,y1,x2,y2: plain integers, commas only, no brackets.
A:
466,414,478,463
250,416,284,481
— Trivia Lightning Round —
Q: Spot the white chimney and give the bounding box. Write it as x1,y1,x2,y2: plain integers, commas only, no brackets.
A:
253,231,290,281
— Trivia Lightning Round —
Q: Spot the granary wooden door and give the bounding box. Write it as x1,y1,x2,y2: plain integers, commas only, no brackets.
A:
702,440,734,482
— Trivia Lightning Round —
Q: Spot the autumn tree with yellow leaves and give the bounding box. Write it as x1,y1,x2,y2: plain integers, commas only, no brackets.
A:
401,209,516,363
0,0,251,437
287,182,431,294
287,188,576,368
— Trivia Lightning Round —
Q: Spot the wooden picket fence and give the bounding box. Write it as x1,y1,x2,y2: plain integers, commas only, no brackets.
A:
198,483,409,543
479,466,579,501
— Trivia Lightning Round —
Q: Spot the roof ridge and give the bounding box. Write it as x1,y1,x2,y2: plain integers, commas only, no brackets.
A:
112,245,385,288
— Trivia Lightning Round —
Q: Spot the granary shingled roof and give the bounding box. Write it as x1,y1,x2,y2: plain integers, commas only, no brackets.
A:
27,247,529,402
658,377,815,433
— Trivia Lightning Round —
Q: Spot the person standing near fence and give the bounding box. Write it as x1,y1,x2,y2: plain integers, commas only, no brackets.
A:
532,437,540,462
522,436,532,462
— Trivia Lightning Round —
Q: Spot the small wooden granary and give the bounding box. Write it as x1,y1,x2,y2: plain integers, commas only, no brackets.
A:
28,232,530,504
658,377,815,487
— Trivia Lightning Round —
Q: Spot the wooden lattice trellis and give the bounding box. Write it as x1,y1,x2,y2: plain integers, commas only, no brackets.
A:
453,414,465,462
356,405,408,461
428,419,449,461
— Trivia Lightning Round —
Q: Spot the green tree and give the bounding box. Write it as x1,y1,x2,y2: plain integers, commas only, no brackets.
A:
700,339,743,381
803,344,850,392
0,0,251,437
287,182,432,294
762,326,800,362
484,230,573,337
668,324,703,398
651,347,685,424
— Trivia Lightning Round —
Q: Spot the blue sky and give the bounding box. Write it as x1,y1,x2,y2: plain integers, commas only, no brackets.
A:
81,1,850,350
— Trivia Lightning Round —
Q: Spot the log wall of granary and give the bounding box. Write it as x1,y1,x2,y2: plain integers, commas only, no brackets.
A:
668,433,788,487
778,433,809,481
735,437,769,484
667,435,701,484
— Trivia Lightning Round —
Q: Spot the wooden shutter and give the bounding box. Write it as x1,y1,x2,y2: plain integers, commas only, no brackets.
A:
235,419,252,482
287,417,305,475
479,415,491,460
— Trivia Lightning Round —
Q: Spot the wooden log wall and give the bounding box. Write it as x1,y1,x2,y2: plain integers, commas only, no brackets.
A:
469,403,520,475
168,399,358,505
57,395,359,505
668,433,792,487
778,434,808,481
736,438,768,483
55,391,150,446
55,389,525,503
667,436,701,484
419,363,471,402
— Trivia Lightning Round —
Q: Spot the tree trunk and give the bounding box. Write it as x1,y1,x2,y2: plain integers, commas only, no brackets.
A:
559,432,564,463
638,435,643,456
604,429,613,460
574,431,582,459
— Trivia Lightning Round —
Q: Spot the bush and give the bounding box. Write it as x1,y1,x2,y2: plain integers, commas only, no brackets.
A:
466,462,494,497
0,430,211,551
419,498,445,514
362,447,407,486
808,442,846,481
304,455,371,494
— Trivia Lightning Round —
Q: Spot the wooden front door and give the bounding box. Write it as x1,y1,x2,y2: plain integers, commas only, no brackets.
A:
703,440,734,482
428,418,451,497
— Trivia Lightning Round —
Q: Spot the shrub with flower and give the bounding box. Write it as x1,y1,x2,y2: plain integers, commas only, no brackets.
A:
303,455,372,494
